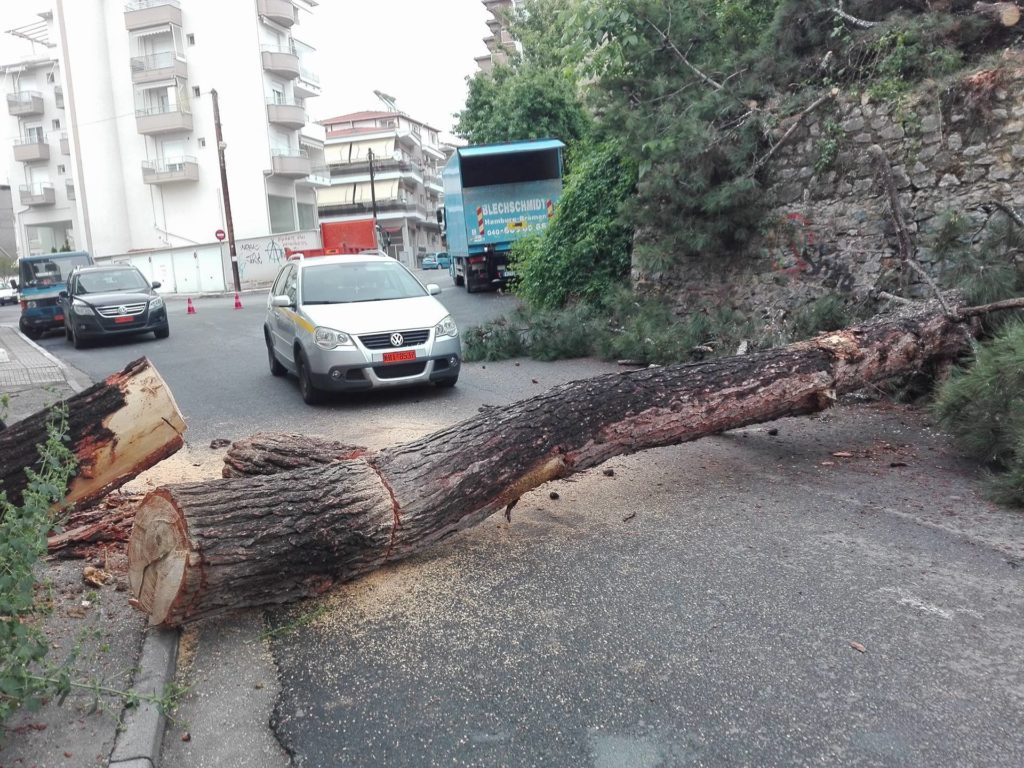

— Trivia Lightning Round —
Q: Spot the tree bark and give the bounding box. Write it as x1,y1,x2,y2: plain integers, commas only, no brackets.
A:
128,303,973,627
1,358,186,512
221,433,367,478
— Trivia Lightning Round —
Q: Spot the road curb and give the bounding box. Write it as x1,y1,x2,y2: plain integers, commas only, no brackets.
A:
108,628,179,768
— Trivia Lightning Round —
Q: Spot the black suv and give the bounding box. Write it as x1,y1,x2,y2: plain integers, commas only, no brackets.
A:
59,265,169,348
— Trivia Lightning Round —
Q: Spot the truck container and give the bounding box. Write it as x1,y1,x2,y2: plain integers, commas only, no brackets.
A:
441,139,564,292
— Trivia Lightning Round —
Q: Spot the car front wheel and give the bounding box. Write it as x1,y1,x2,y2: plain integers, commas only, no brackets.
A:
295,349,322,405
71,324,88,350
154,325,170,340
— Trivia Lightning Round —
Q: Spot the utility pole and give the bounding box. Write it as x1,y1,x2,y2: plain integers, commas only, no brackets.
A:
211,88,240,293
367,148,381,251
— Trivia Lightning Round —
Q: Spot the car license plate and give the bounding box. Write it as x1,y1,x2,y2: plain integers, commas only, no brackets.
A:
382,350,416,363
114,316,134,324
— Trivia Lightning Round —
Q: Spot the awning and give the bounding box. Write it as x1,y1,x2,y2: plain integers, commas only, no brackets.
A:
132,27,173,39
459,139,564,158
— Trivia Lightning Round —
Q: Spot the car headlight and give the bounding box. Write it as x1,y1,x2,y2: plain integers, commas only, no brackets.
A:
27,300,37,309
314,326,354,350
434,315,458,339
72,300,95,316
149,296,164,311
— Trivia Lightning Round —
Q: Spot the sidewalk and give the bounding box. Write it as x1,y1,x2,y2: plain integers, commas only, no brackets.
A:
0,325,174,768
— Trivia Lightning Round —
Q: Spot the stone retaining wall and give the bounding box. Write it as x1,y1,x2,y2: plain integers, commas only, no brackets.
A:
635,62,1024,325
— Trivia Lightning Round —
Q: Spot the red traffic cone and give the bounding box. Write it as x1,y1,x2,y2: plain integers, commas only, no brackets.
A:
233,292,243,310
187,297,196,315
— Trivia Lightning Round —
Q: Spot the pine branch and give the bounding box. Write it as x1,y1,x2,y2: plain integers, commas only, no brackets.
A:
958,296,1024,318
751,88,839,174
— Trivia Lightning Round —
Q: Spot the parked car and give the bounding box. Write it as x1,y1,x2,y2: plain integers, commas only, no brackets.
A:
435,252,451,270
59,265,169,348
421,255,439,270
264,253,461,404
0,285,16,306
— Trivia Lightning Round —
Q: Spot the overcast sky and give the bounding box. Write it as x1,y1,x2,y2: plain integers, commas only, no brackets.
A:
1,0,492,135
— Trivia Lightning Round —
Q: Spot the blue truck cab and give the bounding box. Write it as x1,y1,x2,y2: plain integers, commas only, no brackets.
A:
441,139,564,293
17,251,95,339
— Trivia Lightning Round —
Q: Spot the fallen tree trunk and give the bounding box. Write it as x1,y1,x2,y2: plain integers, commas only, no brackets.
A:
1,357,186,512
973,2,1021,26
128,303,973,627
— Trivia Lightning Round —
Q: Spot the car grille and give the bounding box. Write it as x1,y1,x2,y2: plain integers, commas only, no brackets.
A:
359,329,430,349
96,303,146,318
374,362,427,379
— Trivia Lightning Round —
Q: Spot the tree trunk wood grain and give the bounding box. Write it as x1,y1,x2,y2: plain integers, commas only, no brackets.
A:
0,357,186,512
973,2,1021,26
128,304,972,627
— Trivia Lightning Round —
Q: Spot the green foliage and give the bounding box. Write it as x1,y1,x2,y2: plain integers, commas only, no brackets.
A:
787,295,857,341
512,141,636,310
814,119,843,175
464,289,760,366
933,322,1024,505
932,209,1024,331
455,63,591,147
0,407,77,733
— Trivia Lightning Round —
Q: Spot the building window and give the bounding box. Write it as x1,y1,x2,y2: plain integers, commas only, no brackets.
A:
46,72,55,83
268,195,296,233
198,138,206,148
187,33,195,45
297,202,316,231
192,86,200,98
57,164,66,174
52,118,61,130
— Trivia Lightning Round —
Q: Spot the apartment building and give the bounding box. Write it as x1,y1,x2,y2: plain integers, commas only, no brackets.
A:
0,0,323,259
475,0,519,73
317,110,447,266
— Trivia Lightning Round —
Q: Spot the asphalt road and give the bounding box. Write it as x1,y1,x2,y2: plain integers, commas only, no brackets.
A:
3,269,616,450
255,403,1024,768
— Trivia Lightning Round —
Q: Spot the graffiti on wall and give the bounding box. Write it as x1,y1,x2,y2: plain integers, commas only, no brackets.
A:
235,230,321,283
767,212,855,293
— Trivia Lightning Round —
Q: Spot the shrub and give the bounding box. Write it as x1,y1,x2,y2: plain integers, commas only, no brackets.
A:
512,141,636,310
933,321,1024,505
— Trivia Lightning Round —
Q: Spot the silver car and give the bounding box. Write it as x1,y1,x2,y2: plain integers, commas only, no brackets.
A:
264,253,461,404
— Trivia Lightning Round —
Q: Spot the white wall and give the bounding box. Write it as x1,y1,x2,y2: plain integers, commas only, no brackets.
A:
95,227,321,294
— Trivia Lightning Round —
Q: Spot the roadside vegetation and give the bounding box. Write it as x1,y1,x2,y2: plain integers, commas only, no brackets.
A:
456,0,1024,495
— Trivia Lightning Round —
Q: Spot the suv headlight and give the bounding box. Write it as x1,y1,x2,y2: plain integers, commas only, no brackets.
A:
314,327,354,350
434,315,458,339
72,299,95,316
149,296,164,311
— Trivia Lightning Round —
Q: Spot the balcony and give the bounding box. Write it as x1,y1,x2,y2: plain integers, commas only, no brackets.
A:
261,45,300,79
124,0,182,31
13,137,50,163
318,199,428,218
270,149,312,178
60,132,70,154
257,0,295,27
131,51,187,84
142,155,199,184
66,179,76,201
19,183,56,207
298,166,330,187
136,103,193,135
294,67,320,99
266,100,306,129
7,91,44,117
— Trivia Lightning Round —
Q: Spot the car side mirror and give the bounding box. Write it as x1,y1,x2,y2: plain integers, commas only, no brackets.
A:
151,281,161,290
58,290,68,299
271,295,292,308
426,284,441,296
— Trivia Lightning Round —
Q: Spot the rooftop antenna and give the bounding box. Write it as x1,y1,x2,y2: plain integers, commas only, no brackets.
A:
373,90,399,112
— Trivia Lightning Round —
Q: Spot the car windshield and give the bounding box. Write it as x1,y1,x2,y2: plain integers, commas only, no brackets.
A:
19,254,92,289
301,261,427,304
77,269,149,294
